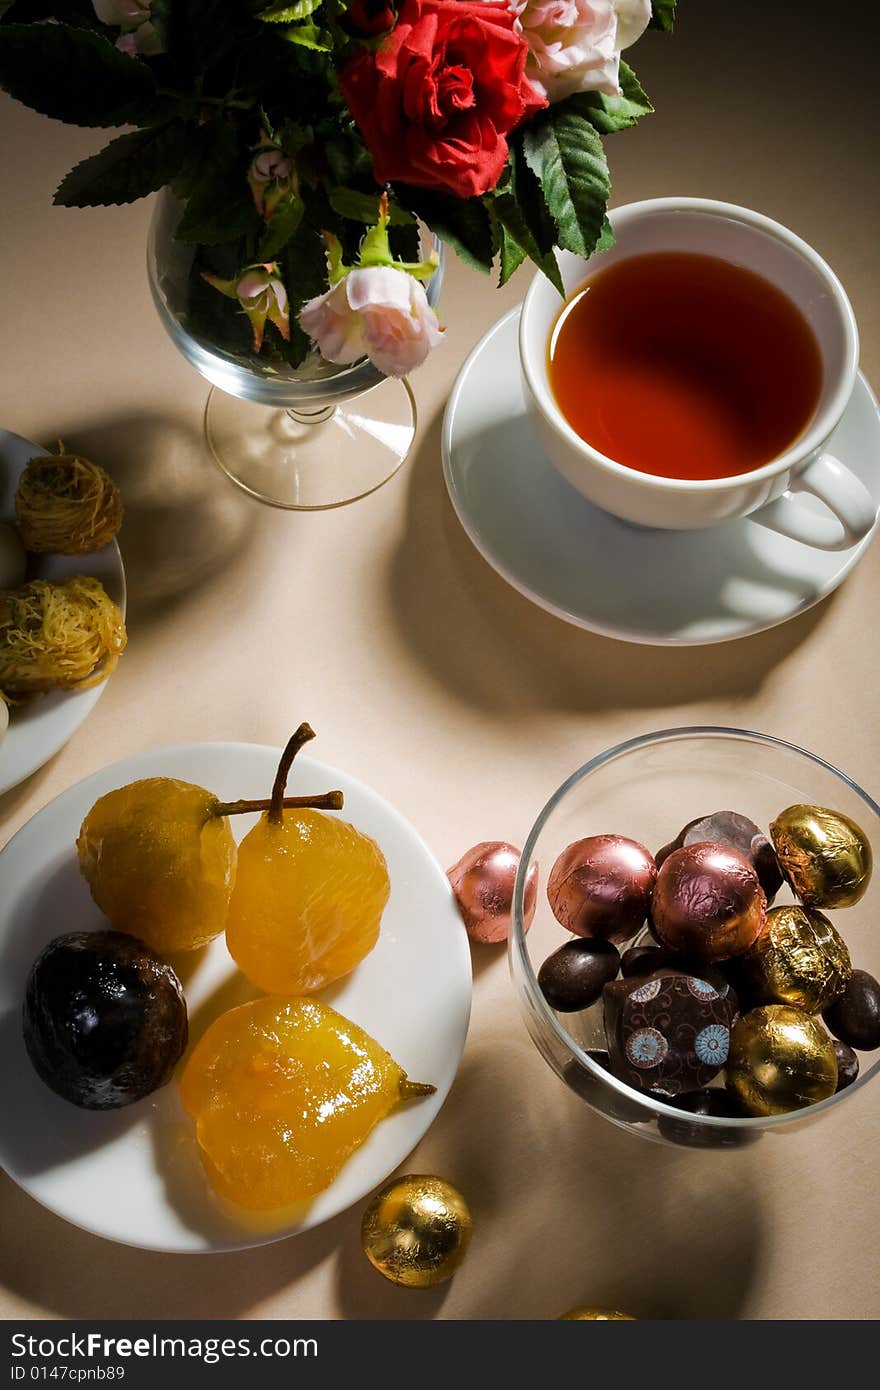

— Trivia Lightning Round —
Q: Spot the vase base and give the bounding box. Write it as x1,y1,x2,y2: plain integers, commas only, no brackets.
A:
204,376,417,509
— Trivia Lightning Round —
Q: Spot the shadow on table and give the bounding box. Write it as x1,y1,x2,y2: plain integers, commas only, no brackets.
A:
39,411,264,627
335,1045,766,1321
386,409,838,718
0,1168,352,1318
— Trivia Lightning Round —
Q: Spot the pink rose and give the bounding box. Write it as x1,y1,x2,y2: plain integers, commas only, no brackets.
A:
512,0,651,102
92,0,163,55
299,267,443,378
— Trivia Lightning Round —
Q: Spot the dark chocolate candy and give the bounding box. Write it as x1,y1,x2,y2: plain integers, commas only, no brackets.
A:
538,938,620,1012
823,970,880,1051
547,836,657,945
657,1088,759,1149
563,1052,648,1125
656,811,783,901
833,1040,860,1092
603,971,737,1096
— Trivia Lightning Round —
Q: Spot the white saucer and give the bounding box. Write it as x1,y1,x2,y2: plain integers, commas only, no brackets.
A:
0,742,471,1251
0,429,126,794
442,308,880,646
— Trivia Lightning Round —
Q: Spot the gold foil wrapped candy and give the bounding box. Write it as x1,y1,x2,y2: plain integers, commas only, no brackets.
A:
770,805,872,909
559,1307,637,1320
727,1005,838,1116
361,1174,472,1287
745,905,852,1014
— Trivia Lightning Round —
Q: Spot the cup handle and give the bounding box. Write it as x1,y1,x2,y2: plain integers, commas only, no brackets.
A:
748,453,877,552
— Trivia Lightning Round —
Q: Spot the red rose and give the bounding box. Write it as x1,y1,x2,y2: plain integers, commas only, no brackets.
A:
348,0,397,36
339,0,546,200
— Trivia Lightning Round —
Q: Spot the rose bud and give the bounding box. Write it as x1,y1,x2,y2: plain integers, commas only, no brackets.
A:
348,0,398,35
202,263,290,354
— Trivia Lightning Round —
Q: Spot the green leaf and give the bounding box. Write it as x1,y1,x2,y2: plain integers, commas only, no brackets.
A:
1,1,102,25
649,0,676,32
329,186,415,228
522,104,611,261
596,215,615,253
0,23,155,127
392,185,494,273
497,225,526,287
579,61,653,135
260,0,322,19
54,122,188,207
280,21,331,49
281,221,332,367
491,161,563,294
175,126,260,245
258,194,305,260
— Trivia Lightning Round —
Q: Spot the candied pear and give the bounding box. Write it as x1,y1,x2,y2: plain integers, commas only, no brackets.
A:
76,731,343,955
226,727,389,993
77,779,237,954
179,997,434,1211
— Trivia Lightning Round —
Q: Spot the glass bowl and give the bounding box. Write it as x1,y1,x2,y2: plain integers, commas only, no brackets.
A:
510,727,880,1148
147,190,444,509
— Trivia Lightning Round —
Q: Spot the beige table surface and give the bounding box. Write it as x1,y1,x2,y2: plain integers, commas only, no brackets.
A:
1,2,879,1321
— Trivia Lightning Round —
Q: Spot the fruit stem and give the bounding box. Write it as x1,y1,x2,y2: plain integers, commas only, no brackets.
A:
269,723,316,825
216,791,344,817
399,1079,437,1100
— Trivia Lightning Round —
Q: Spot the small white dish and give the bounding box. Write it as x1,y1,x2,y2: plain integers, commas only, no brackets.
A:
0,429,127,796
0,741,472,1252
442,308,880,646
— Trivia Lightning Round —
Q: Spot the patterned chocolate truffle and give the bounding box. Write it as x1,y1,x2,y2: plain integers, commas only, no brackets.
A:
603,972,738,1096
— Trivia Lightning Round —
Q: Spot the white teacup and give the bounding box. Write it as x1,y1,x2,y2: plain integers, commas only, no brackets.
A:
519,197,877,550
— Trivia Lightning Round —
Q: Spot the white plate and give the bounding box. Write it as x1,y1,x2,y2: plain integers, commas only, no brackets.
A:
442,308,880,646
0,429,127,795
0,741,471,1252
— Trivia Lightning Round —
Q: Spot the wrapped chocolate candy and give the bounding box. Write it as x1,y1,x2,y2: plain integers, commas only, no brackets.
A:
548,835,657,945
744,905,851,1014
770,805,873,909
539,938,620,1012
727,1005,838,1116
823,970,880,1052
652,843,767,961
361,1175,472,1287
657,811,783,901
447,841,538,944
603,972,737,1096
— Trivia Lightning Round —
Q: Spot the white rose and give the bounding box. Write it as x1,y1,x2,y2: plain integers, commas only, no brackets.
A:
93,1,163,56
512,0,652,103
299,266,443,379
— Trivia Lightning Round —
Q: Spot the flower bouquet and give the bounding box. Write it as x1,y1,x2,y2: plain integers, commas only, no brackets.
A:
0,0,674,505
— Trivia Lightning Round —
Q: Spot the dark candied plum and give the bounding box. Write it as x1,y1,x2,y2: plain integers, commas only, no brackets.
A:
23,931,188,1110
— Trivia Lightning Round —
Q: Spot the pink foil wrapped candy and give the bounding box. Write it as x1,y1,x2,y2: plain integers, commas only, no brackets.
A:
447,842,538,944
548,835,657,945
